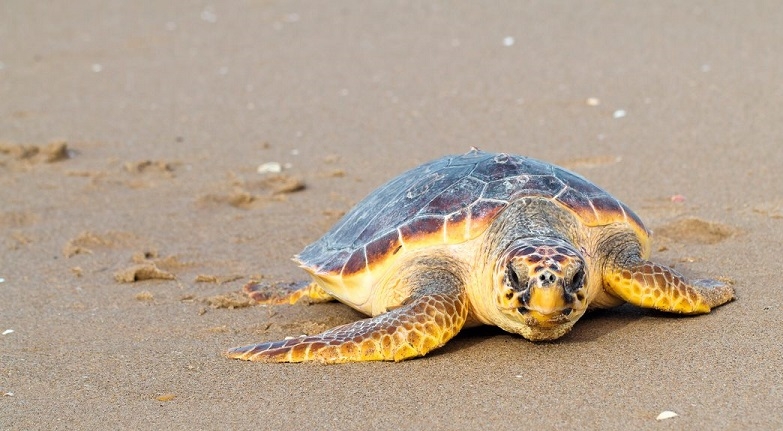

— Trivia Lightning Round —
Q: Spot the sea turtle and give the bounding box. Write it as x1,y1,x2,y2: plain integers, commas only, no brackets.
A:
226,149,734,363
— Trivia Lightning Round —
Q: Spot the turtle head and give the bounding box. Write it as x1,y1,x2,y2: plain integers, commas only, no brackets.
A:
494,237,589,341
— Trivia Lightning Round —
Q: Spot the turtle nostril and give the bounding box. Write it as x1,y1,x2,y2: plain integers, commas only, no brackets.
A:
538,271,556,285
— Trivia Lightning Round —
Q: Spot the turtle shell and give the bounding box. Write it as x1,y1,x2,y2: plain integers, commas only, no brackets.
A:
297,149,646,286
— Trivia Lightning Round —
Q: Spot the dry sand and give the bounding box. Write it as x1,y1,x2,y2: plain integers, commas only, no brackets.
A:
2,1,782,429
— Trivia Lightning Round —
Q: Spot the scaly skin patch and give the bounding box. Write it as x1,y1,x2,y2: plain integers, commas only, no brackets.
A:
604,261,735,314
226,290,468,363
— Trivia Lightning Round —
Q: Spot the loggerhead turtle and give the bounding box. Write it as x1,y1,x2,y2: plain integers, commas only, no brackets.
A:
226,149,734,363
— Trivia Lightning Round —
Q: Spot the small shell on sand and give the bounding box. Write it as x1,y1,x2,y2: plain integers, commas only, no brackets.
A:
257,162,282,174
656,411,678,421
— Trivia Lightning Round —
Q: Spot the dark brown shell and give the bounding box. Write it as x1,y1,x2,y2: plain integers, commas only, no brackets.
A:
297,149,646,277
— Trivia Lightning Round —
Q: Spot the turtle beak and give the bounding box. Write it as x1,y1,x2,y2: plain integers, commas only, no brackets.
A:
528,273,562,304
518,271,575,326
524,308,572,328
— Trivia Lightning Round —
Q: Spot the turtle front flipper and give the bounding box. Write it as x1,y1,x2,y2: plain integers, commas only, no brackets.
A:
243,280,334,305
604,260,735,314
226,268,469,363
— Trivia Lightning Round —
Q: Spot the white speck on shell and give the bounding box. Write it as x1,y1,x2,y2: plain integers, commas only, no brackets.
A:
502,36,515,47
613,109,627,119
656,411,678,421
493,153,509,164
2,329,13,335
91,64,103,72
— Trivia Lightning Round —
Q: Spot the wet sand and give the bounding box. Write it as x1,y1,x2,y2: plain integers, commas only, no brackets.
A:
2,1,782,429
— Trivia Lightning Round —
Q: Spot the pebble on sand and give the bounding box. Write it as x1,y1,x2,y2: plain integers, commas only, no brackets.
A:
586,97,600,106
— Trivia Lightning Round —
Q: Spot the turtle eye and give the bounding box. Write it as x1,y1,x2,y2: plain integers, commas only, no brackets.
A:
506,263,522,289
568,267,586,293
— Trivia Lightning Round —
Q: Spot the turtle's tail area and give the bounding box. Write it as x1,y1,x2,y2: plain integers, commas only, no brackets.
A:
243,280,335,305
225,289,469,364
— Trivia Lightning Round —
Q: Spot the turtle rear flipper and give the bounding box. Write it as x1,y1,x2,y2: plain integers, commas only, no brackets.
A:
604,261,735,314
244,280,334,305
227,268,469,363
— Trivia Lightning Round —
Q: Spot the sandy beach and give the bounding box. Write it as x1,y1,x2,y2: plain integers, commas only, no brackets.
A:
2,1,782,429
